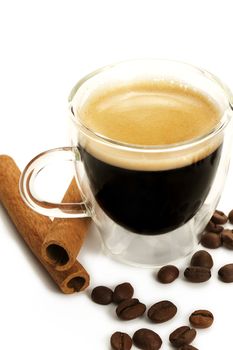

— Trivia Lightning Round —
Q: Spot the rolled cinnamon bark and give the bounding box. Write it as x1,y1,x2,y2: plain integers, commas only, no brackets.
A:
41,178,90,271
0,155,89,294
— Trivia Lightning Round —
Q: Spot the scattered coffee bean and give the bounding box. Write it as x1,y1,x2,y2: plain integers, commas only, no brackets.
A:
110,332,132,350
189,309,214,328
184,266,211,283
133,328,162,350
218,263,233,283
221,229,233,249
200,232,222,249
205,220,223,233
147,300,177,323
169,326,196,348
157,265,179,284
91,286,113,305
116,298,146,320
211,209,228,225
179,346,199,350
113,283,134,303
228,209,233,224
190,250,213,269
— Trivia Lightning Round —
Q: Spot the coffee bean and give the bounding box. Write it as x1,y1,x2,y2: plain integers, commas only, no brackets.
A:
169,326,196,348
113,283,134,303
147,300,177,323
91,286,113,305
179,346,199,350
228,209,233,224
211,209,228,225
110,332,132,350
157,265,179,284
221,229,233,249
218,263,233,283
184,266,211,283
200,232,222,249
190,250,213,269
116,298,146,320
133,328,162,350
205,221,223,233
189,309,214,328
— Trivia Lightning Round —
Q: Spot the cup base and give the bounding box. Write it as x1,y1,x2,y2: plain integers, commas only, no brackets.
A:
101,239,200,269
94,208,204,268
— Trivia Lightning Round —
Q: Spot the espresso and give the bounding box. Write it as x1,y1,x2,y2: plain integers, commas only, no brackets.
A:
78,81,222,234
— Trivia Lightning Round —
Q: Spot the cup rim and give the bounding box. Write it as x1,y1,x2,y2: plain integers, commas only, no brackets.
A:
69,58,233,153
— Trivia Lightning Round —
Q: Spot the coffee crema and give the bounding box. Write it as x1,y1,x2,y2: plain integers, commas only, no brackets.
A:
78,81,222,172
80,81,221,146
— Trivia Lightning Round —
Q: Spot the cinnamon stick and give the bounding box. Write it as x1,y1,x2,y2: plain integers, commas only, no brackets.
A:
41,178,90,271
0,155,90,294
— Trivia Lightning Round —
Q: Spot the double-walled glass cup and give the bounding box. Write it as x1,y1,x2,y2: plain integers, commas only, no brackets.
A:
20,60,233,267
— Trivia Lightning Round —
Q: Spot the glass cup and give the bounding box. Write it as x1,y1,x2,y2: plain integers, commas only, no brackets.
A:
20,59,233,267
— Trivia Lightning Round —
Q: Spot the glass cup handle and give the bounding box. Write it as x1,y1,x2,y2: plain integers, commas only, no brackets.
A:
19,147,92,218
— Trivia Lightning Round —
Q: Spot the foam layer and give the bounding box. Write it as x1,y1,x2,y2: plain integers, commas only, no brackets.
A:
77,81,223,170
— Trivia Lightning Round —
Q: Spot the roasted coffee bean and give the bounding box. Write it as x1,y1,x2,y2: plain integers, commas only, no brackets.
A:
169,326,196,348
147,300,177,323
184,266,211,283
205,220,223,233
133,328,162,350
228,209,233,224
200,232,222,249
189,309,214,328
221,229,233,249
116,298,146,320
190,250,213,269
91,286,113,305
179,346,199,350
211,209,228,225
113,283,134,303
157,265,179,284
110,332,132,350
218,263,233,283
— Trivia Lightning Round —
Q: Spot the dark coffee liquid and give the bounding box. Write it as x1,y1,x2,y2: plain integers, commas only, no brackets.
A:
80,145,222,234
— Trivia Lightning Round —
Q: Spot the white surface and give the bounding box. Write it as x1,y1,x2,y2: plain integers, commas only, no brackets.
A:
0,1,233,349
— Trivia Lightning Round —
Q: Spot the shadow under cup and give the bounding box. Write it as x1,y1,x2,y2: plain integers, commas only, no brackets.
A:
69,60,233,266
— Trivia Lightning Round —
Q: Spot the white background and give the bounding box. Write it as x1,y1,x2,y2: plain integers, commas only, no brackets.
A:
0,1,233,349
